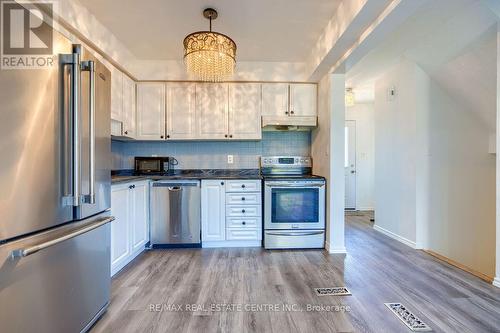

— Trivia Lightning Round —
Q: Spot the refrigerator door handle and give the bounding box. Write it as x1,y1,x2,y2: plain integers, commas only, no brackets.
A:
11,216,114,258
81,60,96,204
60,50,81,207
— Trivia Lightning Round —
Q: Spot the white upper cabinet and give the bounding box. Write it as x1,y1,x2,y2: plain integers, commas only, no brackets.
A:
166,83,197,140
196,83,228,139
122,75,136,137
289,84,317,117
136,83,165,140
228,83,262,140
110,66,123,122
110,67,136,138
261,83,289,117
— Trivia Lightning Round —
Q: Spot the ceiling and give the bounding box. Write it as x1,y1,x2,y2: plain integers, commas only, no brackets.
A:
345,0,498,127
80,0,343,62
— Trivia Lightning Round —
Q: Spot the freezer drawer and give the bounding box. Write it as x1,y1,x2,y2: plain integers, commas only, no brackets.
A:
0,213,113,333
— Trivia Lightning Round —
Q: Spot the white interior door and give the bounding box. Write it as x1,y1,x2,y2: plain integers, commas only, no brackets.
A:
345,121,356,210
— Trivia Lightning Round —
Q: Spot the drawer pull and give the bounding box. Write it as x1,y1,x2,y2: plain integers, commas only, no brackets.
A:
241,184,246,188
242,221,246,225
241,197,245,201
241,209,246,213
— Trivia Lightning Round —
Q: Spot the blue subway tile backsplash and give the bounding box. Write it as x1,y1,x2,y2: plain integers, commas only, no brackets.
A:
112,132,311,170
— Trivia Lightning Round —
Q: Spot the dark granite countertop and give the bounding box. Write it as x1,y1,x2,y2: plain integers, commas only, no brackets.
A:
111,169,262,184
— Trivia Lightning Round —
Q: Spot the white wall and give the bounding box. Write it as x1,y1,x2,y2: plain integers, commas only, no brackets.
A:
374,57,496,278
312,75,332,246
374,59,428,247
346,103,375,210
312,73,346,253
425,80,496,278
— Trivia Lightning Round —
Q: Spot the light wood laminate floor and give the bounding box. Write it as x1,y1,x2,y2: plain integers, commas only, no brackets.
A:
91,212,500,333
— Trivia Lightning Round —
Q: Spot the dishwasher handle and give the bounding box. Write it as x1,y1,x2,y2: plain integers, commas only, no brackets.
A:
168,186,182,192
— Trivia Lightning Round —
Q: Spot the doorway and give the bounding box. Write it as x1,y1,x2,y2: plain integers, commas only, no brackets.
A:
345,120,356,210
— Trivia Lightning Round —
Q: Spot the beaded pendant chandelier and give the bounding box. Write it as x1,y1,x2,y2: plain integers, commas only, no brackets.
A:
183,8,237,82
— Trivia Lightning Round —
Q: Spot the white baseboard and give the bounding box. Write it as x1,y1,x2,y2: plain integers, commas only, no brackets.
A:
325,241,347,254
373,224,416,249
493,277,500,288
202,240,261,248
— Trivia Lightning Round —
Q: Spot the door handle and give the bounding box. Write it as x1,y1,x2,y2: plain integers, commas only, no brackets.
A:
81,60,96,204
65,50,81,207
11,216,114,258
266,231,324,236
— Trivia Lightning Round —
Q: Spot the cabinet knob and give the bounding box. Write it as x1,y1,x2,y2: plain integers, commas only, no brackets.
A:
241,184,246,188
160,135,164,139
167,135,170,139
242,221,246,225
241,209,246,213
124,130,128,135
129,184,135,189
285,111,289,115
229,134,233,138
225,134,228,138
221,181,225,185
241,197,245,201
290,111,295,115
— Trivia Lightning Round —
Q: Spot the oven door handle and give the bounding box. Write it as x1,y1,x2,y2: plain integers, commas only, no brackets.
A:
265,183,325,188
265,231,324,236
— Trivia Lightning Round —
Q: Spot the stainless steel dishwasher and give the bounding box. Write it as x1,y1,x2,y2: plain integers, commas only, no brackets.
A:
150,180,201,247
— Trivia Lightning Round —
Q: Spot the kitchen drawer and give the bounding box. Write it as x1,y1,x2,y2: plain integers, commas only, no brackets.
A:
226,217,261,228
226,228,262,241
226,205,261,217
225,180,261,192
226,192,261,205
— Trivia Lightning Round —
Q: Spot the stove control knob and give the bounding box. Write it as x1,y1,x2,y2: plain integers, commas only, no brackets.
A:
300,158,305,163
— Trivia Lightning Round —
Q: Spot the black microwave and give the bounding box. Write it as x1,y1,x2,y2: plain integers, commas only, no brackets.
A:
134,157,172,174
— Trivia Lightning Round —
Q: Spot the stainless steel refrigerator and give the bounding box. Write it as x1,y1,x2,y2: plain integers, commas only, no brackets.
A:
0,28,113,333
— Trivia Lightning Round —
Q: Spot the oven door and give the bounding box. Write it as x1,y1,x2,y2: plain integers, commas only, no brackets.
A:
264,181,325,230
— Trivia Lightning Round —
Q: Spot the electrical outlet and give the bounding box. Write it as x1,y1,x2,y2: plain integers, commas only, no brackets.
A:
227,155,234,164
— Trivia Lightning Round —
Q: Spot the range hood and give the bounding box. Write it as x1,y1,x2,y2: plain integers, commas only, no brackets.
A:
261,116,317,131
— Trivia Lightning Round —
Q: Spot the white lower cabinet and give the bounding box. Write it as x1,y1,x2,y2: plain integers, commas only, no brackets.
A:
201,180,226,242
201,179,262,248
111,180,150,276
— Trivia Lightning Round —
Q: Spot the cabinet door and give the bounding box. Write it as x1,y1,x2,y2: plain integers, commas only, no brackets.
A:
261,83,289,117
196,83,228,139
110,185,130,275
136,83,165,140
228,83,262,140
201,180,226,241
110,67,123,122
131,181,149,252
289,84,317,117
122,75,136,138
166,83,197,139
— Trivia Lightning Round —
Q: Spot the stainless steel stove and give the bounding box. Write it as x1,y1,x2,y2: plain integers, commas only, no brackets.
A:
260,156,325,249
